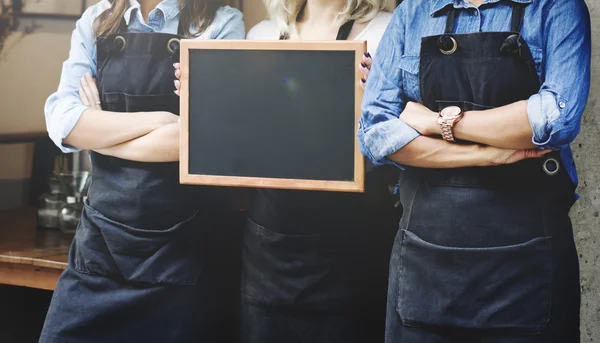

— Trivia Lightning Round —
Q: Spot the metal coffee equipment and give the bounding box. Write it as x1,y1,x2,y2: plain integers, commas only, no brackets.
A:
37,176,66,229
56,171,91,234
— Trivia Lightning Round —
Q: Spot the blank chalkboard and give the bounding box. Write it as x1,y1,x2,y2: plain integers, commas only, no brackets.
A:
179,40,366,192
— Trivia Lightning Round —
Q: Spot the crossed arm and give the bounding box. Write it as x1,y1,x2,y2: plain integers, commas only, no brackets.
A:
359,1,591,169
73,73,180,162
386,101,546,169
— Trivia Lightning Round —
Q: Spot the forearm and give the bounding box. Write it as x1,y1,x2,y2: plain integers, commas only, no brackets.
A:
388,136,489,168
453,101,536,149
95,123,180,162
64,109,171,150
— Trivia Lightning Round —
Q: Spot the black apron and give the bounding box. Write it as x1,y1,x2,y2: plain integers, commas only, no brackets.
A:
40,20,235,343
386,4,580,343
239,20,400,343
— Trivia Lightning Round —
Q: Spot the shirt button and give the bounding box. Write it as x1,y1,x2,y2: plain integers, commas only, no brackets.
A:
474,10,479,16
559,101,566,109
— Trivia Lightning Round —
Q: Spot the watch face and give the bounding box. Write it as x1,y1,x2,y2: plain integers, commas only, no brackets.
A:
441,106,462,119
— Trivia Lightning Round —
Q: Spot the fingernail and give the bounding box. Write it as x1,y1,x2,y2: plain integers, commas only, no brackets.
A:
360,62,367,68
174,80,177,87
364,52,371,58
361,78,366,83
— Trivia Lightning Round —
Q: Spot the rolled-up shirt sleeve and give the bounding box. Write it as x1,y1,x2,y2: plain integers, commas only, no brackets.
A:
358,5,419,168
45,7,97,153
527,0,591,149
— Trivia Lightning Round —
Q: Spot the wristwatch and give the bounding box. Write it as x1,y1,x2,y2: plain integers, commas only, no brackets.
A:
438,106,464,142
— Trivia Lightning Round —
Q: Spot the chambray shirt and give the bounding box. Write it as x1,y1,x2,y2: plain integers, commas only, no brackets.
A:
359,0,591,186
45,0,245,153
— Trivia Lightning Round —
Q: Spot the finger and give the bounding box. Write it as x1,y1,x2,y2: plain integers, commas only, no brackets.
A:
78,88,91,107
84,72,101,108
362,52,372,68
522,148,551,160
360,78,366,90
80,76,98,110
175,69,181,79
359,62,370,79
173,63,180,70
532,149,552,158
174,80,181,97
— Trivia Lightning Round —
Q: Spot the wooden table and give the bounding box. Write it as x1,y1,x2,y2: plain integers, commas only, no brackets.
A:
0,208,71,291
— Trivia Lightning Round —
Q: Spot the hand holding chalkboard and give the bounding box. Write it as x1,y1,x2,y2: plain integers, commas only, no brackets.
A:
179,40,366,192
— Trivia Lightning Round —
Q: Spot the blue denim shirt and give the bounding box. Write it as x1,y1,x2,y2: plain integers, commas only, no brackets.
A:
45,0,245,153
359,0,591,186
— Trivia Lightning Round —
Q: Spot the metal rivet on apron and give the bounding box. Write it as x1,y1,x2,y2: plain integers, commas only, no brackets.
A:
113,36,126,52
542,157,560,176
114,36,126,52
438,36,458,55
167,38,180,54
559,101,566,109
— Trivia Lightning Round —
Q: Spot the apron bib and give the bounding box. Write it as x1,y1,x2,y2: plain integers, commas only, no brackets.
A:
40,21,226,343
386,4,580,343
240,20,400,343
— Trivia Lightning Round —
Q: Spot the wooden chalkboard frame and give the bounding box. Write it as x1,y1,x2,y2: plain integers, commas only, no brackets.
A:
179,40,366,193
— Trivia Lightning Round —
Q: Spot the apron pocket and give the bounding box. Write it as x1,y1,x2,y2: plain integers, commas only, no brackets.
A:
396,229,552,334
101,92,126,112
72,200,201,285
241,218,356,312
125,93,180,114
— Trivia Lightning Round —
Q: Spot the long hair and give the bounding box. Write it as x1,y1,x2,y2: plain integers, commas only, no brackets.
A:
266,0,386,39
94,0,221,38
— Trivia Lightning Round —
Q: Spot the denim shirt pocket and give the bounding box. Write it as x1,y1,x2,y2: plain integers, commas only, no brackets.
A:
398,55,421,102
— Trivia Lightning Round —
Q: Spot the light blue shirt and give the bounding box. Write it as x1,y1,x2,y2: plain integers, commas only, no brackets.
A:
45,0,245,153
359,0,591,186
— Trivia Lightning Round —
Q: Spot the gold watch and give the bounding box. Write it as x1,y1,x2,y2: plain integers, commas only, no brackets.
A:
438,106,464,142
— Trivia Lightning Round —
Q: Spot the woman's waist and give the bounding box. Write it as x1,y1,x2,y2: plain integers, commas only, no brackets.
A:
402,152,574,191
87,184,199,229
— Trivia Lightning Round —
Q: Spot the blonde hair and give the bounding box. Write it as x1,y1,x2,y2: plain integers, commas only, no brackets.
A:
267,0,386,39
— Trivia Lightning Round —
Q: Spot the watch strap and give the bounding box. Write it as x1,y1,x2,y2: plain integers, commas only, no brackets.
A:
440,119,456,142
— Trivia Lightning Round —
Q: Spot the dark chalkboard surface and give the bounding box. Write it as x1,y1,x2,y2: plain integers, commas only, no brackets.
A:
180,41,366,192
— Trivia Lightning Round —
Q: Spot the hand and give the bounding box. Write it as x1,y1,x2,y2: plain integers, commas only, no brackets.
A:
399,101,439,135
359,52,372,89
482,146,552,166
174,63,181,96
79,72,101,110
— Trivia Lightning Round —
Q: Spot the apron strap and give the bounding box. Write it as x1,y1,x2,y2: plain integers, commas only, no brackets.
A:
118,16,128,34
177,17,184,37
336,20,356,40
510,3,526,33
444,8,457,34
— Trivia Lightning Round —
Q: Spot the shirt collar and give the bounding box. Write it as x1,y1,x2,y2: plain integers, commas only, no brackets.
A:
430,0,533,16
124,0,182,25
